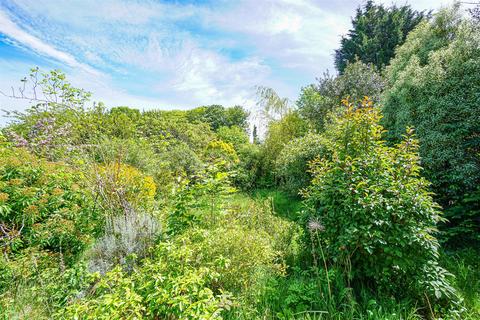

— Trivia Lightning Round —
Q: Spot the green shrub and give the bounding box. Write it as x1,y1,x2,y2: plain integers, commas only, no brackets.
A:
60,267,146,319
302,99,459,314
216,126,249,150
275,133,327,195
261,112,308,186
233,143,262,190
297,61,384,132
62,243,232,320
87,211,161,275
382,6,480,243
0,147,100,260
93,162,157,213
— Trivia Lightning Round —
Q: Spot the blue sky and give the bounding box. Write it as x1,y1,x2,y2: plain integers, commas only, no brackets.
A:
0,0,456,120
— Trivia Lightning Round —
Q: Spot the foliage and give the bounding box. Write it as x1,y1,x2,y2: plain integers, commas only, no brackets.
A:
0,147,99,260
0,253,91,319
61,169,297,319
302,99,459,315
297,61,384,132
204,140,239,169
2,10,480,317
255,86,292,120
334,0,427,72
61,267,146,320
261,112,308,184
63,247,232,320
470,3,480,23
275,133,327,195
186,105,249,131
94,162,157,213
216,125,249,150
232,143,262,190
441,248,480,318
6,116,73,159
87,211,161,275
381,6,480,243
249,189,303,222
166,164,236,235
0,146,100,319
90,137,177,198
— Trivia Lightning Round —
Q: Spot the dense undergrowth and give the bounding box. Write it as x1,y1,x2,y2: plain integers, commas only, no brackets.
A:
1,2,479,319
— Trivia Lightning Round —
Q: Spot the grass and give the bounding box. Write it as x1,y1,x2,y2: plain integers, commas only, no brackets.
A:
231,190,480,320
249,188,303,221
440,247,480,319
3,188,479,319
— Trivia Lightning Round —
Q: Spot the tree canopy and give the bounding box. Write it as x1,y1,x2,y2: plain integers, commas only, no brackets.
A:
382,6,480,243
335,0,427,73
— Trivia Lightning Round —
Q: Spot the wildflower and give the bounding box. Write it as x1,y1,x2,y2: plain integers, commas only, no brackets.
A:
52,187,64,196
9,178,23,186
7,131,28,148
307,217,325,233
26,204,39,214
0,192,9,202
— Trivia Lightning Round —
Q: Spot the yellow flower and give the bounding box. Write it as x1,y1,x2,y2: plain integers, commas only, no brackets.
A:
25,204,39,214
97,163,156,205
8,178,23,186
51,188,64,196
22,187,36,197
0,192,9,202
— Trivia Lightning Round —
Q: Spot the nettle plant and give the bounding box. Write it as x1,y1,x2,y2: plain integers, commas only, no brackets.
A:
302,98,459,314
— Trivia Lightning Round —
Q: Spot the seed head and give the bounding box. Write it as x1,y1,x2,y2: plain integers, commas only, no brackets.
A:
308,217,324,233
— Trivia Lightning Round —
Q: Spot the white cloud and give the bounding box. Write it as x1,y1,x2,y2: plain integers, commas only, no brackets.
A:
198,0,351,76
0,0,461,121
0,10,102,77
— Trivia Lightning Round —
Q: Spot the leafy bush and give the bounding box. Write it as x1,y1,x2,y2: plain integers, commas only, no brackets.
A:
275,133,327,195
1,251,91,319
166,164,236,235
381,6,480,243
297,61,384,132
232,143,262,190
90,137,179,198
6,116,73,160
93,162,156,213
0,146,99,260
204,140,239,169
87,211,161,274
61,267,147,319
216,125,249,150
185,199,298,292
260,111,308,185
302,99,459,314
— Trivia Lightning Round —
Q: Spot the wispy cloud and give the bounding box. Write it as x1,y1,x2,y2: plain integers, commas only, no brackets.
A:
0,0,457,119
0,10,101,76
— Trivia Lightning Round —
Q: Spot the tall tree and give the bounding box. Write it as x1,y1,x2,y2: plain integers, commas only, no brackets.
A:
335,0,427,73
382,6,480,244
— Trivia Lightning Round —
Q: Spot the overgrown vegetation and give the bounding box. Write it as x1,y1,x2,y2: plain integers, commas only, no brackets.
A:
0,2,479,319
